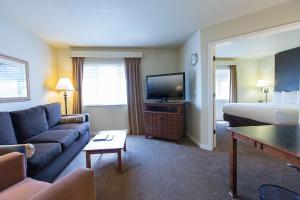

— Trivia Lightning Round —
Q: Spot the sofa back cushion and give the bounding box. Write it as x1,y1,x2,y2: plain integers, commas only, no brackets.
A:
0,112,17,145
42,103,61,128
10,107,49,142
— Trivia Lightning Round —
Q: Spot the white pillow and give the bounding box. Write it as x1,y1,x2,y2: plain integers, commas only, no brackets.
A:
281,91,298,104
272,92,282,103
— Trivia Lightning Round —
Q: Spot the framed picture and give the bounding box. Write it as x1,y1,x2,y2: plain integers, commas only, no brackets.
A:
0,53,30,102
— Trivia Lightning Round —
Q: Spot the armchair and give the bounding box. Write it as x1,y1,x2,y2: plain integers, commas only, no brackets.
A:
0,152,96,200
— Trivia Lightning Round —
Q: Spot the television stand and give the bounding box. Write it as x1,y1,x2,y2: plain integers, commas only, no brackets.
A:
159,98,168,102
143,101,185,142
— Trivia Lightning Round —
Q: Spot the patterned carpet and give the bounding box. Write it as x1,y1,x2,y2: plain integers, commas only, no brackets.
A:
56,123,299,200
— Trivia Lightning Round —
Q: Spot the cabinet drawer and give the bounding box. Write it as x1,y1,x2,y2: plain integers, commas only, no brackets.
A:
144,113,153,135
165,114,181,138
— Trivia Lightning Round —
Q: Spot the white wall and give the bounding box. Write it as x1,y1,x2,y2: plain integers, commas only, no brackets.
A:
0,15,58,111
199,0,300,150
179,31,202,145
56,47,180,132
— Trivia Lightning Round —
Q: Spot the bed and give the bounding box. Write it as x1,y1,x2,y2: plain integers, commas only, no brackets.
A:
223,103,299,127
223,46,300,127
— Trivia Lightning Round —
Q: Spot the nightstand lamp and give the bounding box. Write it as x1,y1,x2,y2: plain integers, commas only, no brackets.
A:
257,80,270,102
55,77,74,114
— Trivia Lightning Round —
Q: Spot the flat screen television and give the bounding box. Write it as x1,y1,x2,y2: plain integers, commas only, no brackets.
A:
146,72,185,101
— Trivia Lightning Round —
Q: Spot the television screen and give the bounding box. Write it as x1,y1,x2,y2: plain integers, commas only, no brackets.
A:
146,73,185,100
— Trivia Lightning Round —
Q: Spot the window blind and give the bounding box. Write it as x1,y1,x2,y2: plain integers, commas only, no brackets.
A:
216,68,230,100
82,60,127,106
0,63,28,98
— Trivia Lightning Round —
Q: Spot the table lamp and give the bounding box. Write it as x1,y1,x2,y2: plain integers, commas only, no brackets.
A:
55,77,74,114
257,79,269,102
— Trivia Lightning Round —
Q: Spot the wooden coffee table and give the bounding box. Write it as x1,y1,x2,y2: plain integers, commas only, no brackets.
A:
83,130,127,172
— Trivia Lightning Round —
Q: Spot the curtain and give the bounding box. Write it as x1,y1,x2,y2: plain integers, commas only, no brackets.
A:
125,58,144,135
72,57,85,114
229,65,237,103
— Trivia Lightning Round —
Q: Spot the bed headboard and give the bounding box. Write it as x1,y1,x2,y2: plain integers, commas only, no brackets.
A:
275,47,300,92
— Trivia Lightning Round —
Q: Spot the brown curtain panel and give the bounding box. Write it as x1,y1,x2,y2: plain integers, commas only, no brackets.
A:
72,57,84,114
125,58,144,135
229,65,237,103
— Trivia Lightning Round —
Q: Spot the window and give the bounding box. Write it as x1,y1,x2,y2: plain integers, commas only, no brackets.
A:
215,68,230,100
82,60,127,106
0,54,30,102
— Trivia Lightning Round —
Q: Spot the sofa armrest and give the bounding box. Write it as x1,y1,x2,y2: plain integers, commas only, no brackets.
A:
0,152,26,191
61,113,90,123
0,144,35,158
32,169,96,200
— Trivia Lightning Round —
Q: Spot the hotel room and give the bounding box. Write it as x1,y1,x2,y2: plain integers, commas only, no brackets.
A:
215,28,300,128
0,1,300,200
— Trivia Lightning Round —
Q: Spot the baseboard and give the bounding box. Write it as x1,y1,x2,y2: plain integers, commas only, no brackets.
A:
200,143,213,151
186,132,213,151
186,133,201,148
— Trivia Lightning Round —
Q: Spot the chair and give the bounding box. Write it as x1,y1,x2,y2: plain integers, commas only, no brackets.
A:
0,152,96,200
259,164,300,200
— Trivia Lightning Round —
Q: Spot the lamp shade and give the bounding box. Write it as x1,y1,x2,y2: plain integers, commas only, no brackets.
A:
257,80,268,88
55,77,74,91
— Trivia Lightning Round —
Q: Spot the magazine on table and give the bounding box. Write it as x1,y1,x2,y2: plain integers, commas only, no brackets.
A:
93,134,114,142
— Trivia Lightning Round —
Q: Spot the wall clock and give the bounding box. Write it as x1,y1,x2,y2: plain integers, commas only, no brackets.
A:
191,53,198,66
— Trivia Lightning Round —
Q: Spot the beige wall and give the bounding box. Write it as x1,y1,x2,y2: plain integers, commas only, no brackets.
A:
84,106,129,133
179,31,201,145
199,0,300,150
0,16,58,111
258,55,275,100
235,59,259,103
56,47,180,131
56,48,73,114
216,56,275,103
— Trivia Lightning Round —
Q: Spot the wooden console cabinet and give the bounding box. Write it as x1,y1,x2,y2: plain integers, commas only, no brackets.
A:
143,102,185,142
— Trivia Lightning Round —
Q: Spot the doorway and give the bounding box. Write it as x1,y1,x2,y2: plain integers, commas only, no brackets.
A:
210,21,300,149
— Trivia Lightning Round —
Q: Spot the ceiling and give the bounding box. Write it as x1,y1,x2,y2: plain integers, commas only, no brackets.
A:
0,0,293,47
215,28,300,59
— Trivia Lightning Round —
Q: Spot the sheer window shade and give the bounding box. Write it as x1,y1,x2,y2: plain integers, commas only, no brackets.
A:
216,68,230,100
82,60,127,106
0,62,28,98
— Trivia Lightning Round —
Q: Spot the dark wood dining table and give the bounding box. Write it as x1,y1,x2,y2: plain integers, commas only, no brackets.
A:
228,125,300,198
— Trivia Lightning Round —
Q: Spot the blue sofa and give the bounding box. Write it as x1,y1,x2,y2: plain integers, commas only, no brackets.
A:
0,103,90,182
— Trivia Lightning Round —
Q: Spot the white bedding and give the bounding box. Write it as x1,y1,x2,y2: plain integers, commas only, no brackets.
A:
223,103,299,125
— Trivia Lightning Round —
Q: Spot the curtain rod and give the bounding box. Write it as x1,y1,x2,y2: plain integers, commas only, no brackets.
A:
69,51,143,58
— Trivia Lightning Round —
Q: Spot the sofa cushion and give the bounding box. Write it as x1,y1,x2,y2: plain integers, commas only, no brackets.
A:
51,122,89,136
0,112,17,145
26,130,79,150
28,143,62,176
42,103,61,128
10,106,49,143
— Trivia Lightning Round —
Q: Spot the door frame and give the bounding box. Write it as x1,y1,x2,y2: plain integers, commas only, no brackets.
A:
207,21,300,150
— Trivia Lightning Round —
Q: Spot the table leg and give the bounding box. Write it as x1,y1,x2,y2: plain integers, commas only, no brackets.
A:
86,151,91,168
123,139,127,152
117,150,122,173
229,132,237,198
